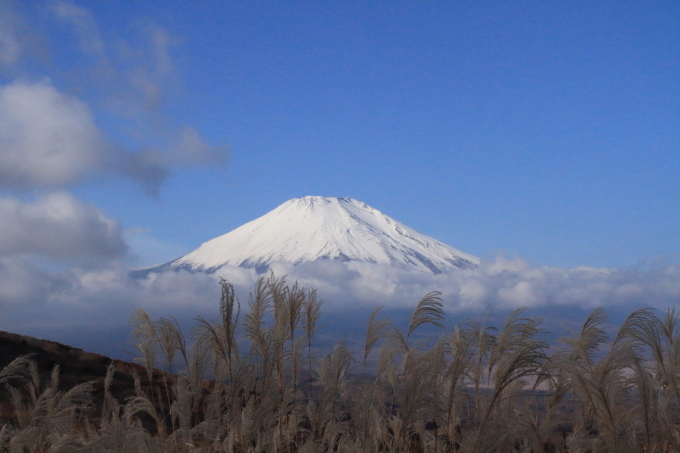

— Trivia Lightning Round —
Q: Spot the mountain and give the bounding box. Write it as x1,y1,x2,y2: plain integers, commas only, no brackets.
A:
136,196,478,276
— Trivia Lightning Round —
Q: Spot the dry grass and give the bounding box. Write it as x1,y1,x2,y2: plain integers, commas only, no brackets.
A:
1,274,679,452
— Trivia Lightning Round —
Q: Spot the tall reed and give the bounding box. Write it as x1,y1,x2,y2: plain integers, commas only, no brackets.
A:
1,275,678,453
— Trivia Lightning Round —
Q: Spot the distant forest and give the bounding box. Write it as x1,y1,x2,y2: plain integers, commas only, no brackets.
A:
1,275,678,452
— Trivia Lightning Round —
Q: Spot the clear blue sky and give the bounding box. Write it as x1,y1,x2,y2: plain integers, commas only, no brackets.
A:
3,1,679,269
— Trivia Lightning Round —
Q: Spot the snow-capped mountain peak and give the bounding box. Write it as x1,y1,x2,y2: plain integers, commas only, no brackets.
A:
139,196,478,275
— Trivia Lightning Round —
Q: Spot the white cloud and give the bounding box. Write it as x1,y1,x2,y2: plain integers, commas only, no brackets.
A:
0,255,678,352
0,192,126,260
0,80,108,189
0,257,69,308
0,260,222,332
0,79,225,195
213,256,680,312
0,4,228,196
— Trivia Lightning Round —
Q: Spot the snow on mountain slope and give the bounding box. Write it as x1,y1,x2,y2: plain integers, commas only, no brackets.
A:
139,196,479,276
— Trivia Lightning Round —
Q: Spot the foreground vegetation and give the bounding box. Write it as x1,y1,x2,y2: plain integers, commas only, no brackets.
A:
1,275,679,452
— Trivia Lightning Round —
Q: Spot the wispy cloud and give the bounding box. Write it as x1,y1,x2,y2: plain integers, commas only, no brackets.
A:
49,1,229,194
0,1,22,68
0,1,228,195
51,0,108,66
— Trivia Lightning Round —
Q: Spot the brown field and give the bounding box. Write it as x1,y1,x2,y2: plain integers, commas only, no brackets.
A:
1,275,678,452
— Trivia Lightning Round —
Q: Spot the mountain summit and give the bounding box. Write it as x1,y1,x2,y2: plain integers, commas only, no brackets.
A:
138,196,478,276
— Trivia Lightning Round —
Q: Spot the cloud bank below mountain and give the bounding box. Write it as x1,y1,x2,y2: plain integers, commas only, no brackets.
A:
1,255,677,340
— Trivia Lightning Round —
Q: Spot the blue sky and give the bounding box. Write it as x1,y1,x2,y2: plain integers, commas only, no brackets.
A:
0,1,679,350
6,1,678,269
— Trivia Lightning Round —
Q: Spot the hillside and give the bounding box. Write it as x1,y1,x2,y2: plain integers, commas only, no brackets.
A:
0,330,168,425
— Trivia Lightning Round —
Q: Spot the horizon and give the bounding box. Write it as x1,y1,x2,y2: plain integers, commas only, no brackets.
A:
0,1,678,354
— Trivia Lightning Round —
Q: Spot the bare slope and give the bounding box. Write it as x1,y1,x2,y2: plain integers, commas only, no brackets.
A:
0,330,170,425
